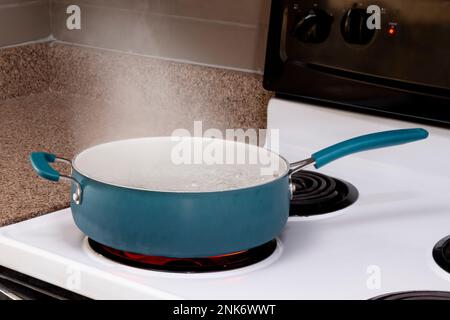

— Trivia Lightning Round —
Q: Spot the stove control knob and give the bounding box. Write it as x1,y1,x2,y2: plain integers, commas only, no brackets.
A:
340,8,375,45
293,9,333,44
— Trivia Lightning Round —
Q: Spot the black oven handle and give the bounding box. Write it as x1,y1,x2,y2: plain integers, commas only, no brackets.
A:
0,281,23,300
303,62,450,99
0,266,88,300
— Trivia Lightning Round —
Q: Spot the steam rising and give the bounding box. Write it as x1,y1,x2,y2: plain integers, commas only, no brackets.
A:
51,42,269,155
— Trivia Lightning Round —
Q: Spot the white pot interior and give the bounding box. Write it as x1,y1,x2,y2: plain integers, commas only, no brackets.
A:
73,137,289,192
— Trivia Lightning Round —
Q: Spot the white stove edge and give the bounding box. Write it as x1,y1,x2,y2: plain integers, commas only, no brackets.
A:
0,220,181,300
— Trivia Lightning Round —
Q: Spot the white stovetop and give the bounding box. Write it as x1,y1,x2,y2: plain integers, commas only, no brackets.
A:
1,98,450,299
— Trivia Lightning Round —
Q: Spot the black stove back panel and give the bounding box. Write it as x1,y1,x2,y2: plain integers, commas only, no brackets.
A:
264,0,450,125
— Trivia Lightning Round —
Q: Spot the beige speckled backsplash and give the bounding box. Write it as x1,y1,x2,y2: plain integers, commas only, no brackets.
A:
48,43,272,136
0,43,50,100
1,42,272,131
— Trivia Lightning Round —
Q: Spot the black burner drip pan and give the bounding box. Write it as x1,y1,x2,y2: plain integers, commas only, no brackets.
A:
433,235,450,274
372,291,450,300
290,171,358,216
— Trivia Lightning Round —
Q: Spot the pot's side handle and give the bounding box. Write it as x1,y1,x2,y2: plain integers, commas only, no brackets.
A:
30,152,60,181
312,128,429,169
30,152,82,205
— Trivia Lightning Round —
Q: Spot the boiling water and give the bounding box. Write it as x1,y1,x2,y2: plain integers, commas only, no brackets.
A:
73,137,288,192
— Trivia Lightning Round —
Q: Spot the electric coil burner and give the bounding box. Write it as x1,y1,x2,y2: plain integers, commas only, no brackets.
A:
290,171,358,216
433,235,450,274
88,239,277,273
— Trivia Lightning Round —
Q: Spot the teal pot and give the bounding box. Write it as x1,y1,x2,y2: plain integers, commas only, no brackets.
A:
30,129,428,258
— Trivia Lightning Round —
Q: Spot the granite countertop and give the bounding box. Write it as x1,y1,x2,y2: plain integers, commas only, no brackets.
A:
0,93,74,226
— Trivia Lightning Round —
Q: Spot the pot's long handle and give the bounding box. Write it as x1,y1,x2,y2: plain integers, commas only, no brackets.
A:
290,128,429,175
312,128,428,168
30,152,82,204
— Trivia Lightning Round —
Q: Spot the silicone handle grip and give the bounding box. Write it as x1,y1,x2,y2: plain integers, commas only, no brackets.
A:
312,128,429,169
30,152,60,182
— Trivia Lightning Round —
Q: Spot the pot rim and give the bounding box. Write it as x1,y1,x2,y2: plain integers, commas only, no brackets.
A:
71,136,291,194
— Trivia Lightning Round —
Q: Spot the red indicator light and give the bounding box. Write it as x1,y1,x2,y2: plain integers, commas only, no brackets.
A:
388,26,397,36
